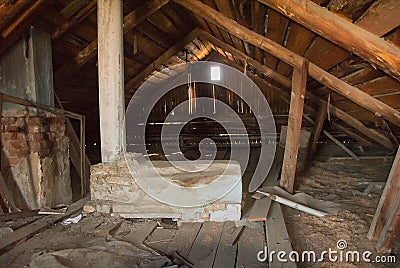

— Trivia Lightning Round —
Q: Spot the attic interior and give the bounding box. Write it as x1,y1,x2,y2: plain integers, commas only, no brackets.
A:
0,0,399,267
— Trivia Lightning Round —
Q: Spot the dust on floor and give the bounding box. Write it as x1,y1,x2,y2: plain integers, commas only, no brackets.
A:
284,159,398,268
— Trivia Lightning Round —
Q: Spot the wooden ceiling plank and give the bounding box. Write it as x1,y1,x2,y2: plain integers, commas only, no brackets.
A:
0,0,49,55
52,0,96,41
257,0,400,81
138,20,174,48
147,9,181,41
214,0,246,53
200,30,395,149
125,28,201,93
356,0,400,37
174,0,400,127
251,1,266,65
264,8,289,70
54,0,169,81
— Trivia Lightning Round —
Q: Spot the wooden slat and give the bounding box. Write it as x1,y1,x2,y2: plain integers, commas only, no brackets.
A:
280,59,308,193
265,202,297,268
0,196,89,252
187,221,224,267
213,221,238,268
173,0,400,127
258,0,400,81
248,197,272,222
164,222,202,257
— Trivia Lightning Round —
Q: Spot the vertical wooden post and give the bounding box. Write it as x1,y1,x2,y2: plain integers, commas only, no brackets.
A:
98,0,125,162
280,59,308,193
303,101,328,170
80,116,86,198
368,146,400,250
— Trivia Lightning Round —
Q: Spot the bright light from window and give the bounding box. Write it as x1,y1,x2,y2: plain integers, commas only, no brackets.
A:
211,66,220,81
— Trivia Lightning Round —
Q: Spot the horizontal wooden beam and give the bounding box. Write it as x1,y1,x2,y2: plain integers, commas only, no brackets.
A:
125,28,201,93
202,31,395,150
174,0,400,127
54,0,169,81
258,0,400,81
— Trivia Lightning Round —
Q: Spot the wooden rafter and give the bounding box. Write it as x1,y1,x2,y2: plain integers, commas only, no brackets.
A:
52,0,97,41
199,30,395,150
0,0,49,55
125,28,201,93
54,0,169,81
173,0,400,127
258,0,400,81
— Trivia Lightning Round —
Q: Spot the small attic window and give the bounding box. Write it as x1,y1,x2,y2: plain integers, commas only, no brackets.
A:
210,66,220,81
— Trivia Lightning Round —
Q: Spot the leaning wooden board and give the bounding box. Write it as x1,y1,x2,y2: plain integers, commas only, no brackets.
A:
0,196,89,252
248,197,272,222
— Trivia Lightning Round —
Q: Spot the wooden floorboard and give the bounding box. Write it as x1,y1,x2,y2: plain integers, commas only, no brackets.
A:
187,221,224,267
265,203,297,268
236,225,267,268
144,227,177,254
213,221,238,268
164,222,202,257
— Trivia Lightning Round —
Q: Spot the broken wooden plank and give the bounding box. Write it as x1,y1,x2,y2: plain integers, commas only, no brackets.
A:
0,196,89,253
213,221,238,268
0,210,39,222
144,227,177,254
248,198,272,222
186,221,224,267
280,59,308,193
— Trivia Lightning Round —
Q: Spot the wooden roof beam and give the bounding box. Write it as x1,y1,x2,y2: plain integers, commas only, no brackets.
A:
257,0,400,81
54,0,169,81
173,0,400,127
52,0,97,41
203,32,395,150
125,28,201,94
0,0,49,55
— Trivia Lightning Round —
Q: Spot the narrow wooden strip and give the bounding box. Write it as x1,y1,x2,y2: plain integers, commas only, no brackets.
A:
265,202,297,268
187,221,224,267
236,225,266,268
165,222,202,257
249,198,272,222
213,221,238,268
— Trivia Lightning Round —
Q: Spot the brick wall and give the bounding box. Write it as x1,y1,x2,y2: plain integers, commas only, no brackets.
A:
1,115,72,210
